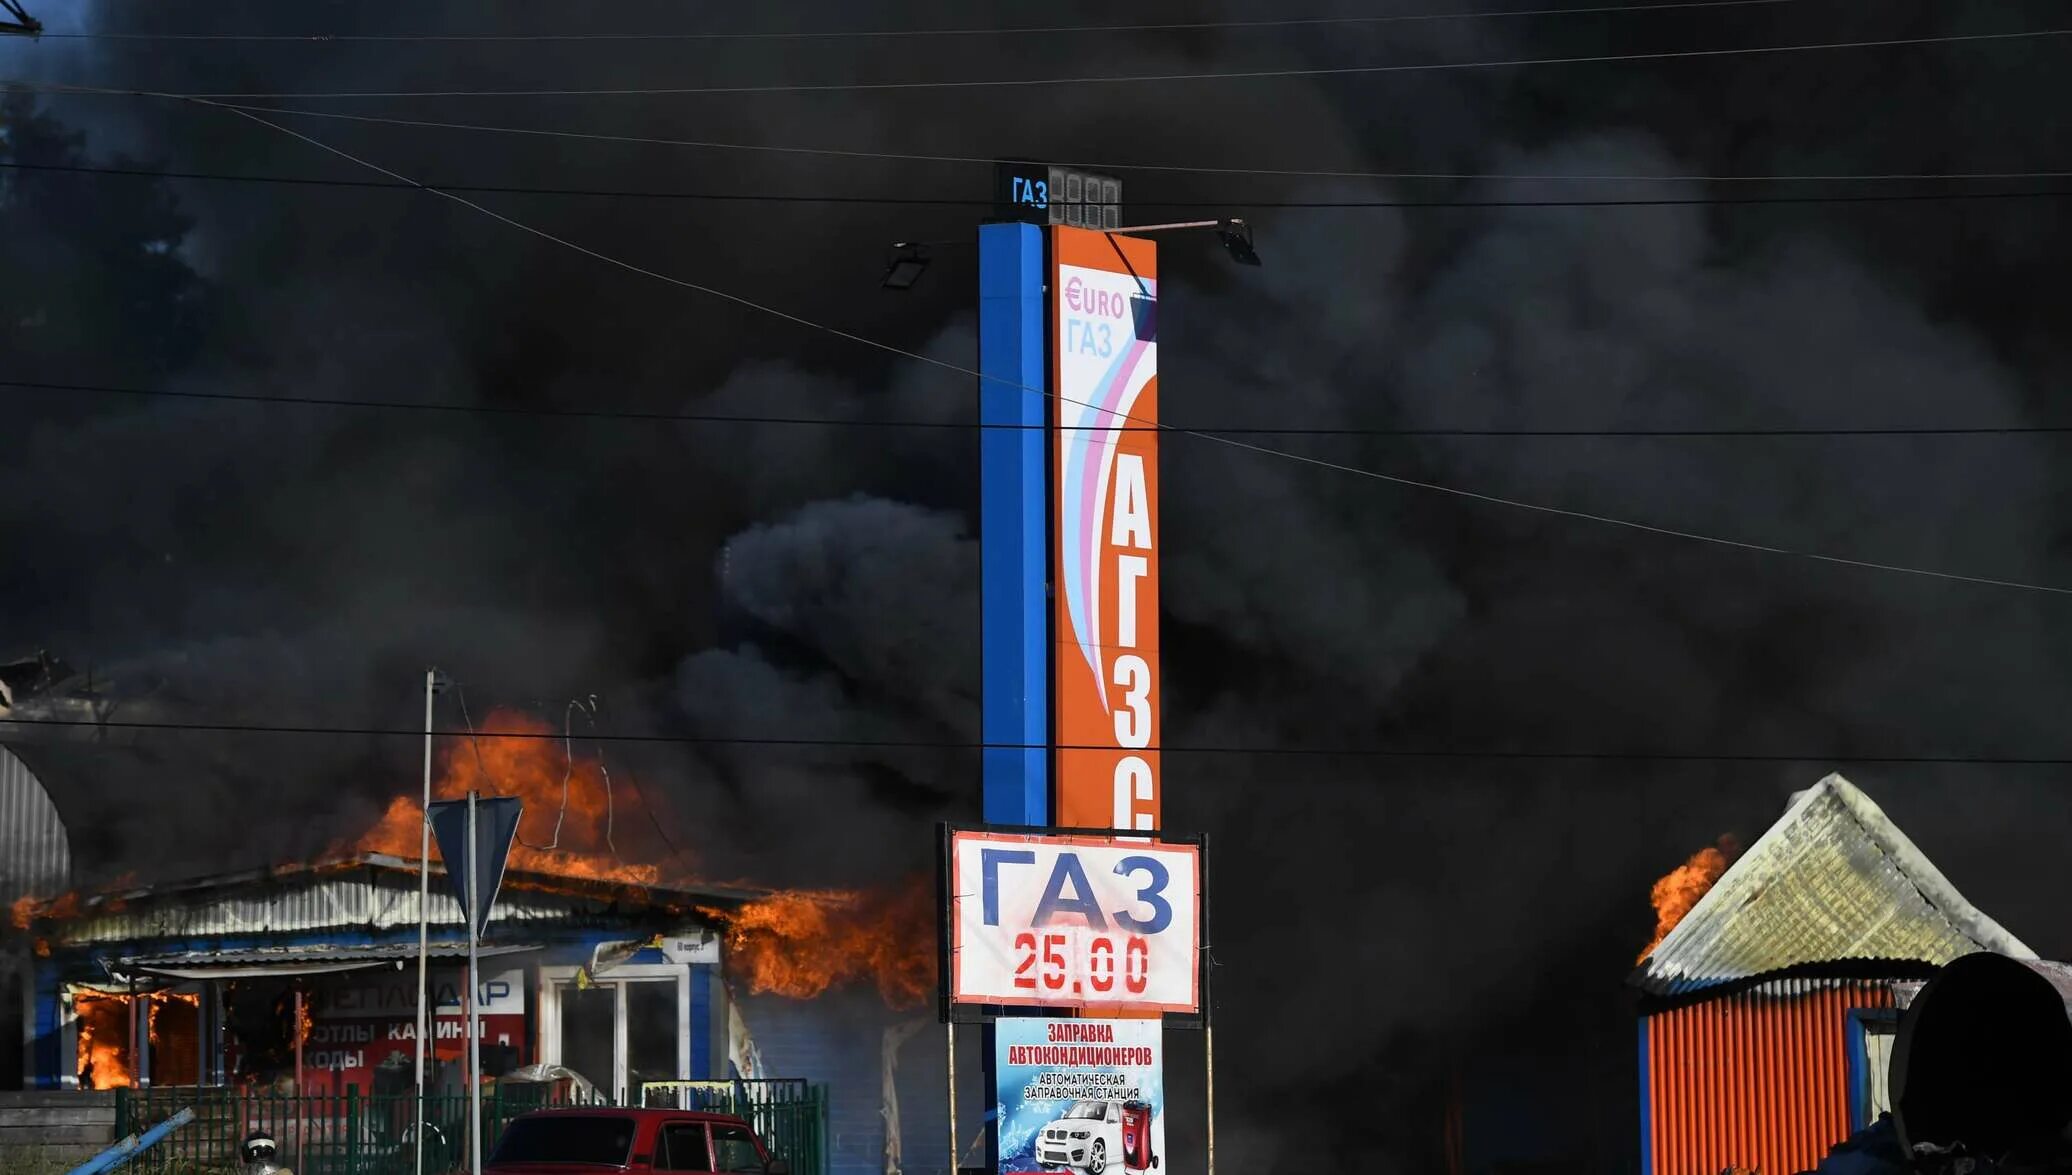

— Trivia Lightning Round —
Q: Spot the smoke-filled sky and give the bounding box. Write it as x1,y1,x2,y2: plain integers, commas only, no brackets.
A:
6,1,2072,1169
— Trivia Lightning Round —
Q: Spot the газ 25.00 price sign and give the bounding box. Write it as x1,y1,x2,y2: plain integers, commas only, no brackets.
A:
949,830,1200,1013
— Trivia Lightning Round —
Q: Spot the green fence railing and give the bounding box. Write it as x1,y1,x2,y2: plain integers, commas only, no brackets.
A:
111,1082,827,1175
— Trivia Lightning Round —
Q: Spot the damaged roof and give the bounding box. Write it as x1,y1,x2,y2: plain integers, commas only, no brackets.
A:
116,941,543,980
29,853,764,947
1634,773,2032,996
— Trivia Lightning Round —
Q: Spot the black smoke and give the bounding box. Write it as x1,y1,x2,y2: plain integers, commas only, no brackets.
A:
5,1,2072,1169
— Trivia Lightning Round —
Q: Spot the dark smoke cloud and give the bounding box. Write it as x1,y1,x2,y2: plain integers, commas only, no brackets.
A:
5,1,2072,1169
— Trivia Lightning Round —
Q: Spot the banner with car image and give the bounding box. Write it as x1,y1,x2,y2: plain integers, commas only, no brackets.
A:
997,1018,1164,1174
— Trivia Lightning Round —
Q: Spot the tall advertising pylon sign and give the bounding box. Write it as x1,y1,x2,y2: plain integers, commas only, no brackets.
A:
1051,227,1160,832
975,206,1202,1175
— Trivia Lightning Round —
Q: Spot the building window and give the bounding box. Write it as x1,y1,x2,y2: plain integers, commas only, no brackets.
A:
540,965,690,1104
625,982,676,1093
556,983,615,1099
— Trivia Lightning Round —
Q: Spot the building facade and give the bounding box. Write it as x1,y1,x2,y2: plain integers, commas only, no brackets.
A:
11,855,966,1175
1633,774,2033,1175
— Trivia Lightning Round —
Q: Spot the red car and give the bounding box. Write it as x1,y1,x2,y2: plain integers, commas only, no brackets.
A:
486,1108,790,1175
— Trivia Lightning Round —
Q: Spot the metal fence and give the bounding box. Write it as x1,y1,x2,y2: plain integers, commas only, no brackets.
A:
110,1082,827,1175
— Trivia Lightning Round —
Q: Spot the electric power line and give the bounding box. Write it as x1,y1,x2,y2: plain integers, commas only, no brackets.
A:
12,158,2072,209
27,0,1817,42
1,713,2067,765
27,26,2072,99
7,379,2068,438
185,97,2072,598
25,96,2069,186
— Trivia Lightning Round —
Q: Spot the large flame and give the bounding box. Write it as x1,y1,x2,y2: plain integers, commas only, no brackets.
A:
709,877,935,1010
11,890,79,931
74,993,131,1090
1637,835,1740,963
344,709,676,886
22,707,935,1012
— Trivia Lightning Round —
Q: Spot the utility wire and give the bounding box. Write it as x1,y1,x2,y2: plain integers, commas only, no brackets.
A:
36,97,2072,186
135,97,2072,597
26,0,1817,42
31,27,2072,99
7,379,2068,438
16,85,2069,185
12,159,2072,208
452,682,514,803
1,714,2068,765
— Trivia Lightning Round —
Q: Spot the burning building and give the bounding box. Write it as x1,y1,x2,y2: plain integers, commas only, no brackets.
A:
5,709,961,1175
13,854,958,1175
17,856,754,1097
1631,773,2034,1175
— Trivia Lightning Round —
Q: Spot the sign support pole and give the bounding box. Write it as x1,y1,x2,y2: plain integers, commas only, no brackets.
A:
414,668,435,1175
945,1020,958,1174
466,789,483,1175
976,219,1051,1175
1205,1023,1216,1175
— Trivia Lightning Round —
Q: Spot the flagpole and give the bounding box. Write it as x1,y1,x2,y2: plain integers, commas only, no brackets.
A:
467,788,483,1175
415,668,435,1175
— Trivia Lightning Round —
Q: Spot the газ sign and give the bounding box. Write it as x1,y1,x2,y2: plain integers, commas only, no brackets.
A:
949,829,1199,1013
1051,226,1161,833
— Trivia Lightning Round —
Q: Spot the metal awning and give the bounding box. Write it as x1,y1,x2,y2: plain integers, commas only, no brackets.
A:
113,942,542,981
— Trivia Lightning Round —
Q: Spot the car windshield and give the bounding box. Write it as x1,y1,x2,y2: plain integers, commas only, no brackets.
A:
491,1116,637,1166
1063,1101,1106,1121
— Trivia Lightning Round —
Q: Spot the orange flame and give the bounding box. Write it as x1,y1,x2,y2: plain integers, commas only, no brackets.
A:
74,993,131,1090
343,708,677,887
12,875,132,929
1637,835,1740,963
23,891,80,927
709,876,936,1010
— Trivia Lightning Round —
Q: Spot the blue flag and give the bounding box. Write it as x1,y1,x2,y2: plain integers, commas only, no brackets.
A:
428,795,522,940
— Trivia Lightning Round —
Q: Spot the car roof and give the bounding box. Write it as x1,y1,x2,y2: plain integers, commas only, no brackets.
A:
509,1108,753,1126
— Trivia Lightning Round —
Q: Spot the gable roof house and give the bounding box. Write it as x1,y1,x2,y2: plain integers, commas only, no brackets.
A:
1632,773,2031,1175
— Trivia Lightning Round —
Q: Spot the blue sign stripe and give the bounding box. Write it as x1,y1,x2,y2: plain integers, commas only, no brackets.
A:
979,222,1050,829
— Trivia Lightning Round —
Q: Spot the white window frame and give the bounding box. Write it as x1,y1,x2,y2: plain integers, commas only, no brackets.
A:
536,963,690,1104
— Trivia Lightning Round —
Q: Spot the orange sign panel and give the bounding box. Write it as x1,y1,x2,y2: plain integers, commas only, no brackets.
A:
1051,227,1160,831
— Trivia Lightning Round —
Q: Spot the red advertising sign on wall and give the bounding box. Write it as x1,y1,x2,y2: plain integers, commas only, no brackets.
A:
1051,227,1160,832
232,967,528,1094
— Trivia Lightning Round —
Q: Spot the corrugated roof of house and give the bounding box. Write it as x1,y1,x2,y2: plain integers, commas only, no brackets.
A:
1633,773,2032,996
29,853,763,947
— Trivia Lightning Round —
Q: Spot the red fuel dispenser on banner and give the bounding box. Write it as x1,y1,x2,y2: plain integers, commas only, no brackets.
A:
1123,1100,1158,1171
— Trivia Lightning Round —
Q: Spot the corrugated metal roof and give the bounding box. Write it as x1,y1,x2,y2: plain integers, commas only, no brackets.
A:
0,742,70,898
117,942,542,979
128,943,539,968
1634,773,2031,996
43,855,748,946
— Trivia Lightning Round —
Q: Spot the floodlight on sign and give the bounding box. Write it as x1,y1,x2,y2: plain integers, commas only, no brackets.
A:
882,244,930,291
1217,220,1262,267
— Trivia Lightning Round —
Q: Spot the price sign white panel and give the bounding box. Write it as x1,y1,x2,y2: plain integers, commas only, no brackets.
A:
950,830,1199,1013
